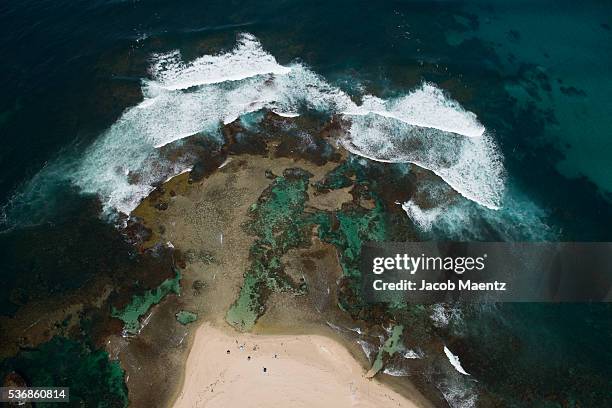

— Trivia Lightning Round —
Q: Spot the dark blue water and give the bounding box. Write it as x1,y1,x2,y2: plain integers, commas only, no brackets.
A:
1,1,611,406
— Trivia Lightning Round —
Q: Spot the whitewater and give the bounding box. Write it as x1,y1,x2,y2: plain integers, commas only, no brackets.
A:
5,33,506,224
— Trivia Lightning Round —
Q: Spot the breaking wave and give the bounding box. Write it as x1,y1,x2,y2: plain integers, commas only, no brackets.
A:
145,34,291,92
444,346,471,376
403,184,558,241
437,377,478,408
340,114,504,209
344,84,485,138
3,33,505,223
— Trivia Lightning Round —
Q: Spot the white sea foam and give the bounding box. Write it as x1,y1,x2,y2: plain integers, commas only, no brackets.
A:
402,201,443,230
340,114,504,209
145,33,291,92
343,84,485,138
408,187,558,240
438,377,478,408
430,304,463,328
403,348,425,359
383,366,410,376
85,34,503,215
272,111,300,118
357,339,377,362
444,346,470,376
5,33,505,221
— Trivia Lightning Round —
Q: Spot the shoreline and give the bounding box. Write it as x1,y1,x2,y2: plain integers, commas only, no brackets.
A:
172,322,423,408
121,122,434,407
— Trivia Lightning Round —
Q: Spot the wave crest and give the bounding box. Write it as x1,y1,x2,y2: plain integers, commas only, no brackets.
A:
4,33,505,224
340,113,504,209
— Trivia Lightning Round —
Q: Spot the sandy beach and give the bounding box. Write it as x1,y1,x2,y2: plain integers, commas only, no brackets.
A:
173,323,419,408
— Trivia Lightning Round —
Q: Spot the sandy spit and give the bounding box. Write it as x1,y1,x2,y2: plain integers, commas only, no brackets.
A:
173,323,419,408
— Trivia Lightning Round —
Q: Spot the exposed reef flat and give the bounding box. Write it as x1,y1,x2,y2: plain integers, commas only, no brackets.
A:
0,111,463,407
124,111,438,407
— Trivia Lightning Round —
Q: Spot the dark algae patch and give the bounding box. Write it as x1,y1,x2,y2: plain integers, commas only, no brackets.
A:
0,337,128,407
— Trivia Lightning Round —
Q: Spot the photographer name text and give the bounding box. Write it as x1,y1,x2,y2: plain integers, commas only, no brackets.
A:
371,254,507,292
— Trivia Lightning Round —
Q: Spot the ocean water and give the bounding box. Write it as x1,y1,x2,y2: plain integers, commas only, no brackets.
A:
1,1,611,406
4,33,502,221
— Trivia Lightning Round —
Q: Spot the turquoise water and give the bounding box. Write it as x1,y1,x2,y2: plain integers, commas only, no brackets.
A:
455,1,612,195
0,337,128,407
1,1,611,406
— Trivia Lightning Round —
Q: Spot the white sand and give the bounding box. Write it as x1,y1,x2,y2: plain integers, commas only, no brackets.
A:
173,324,419,408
